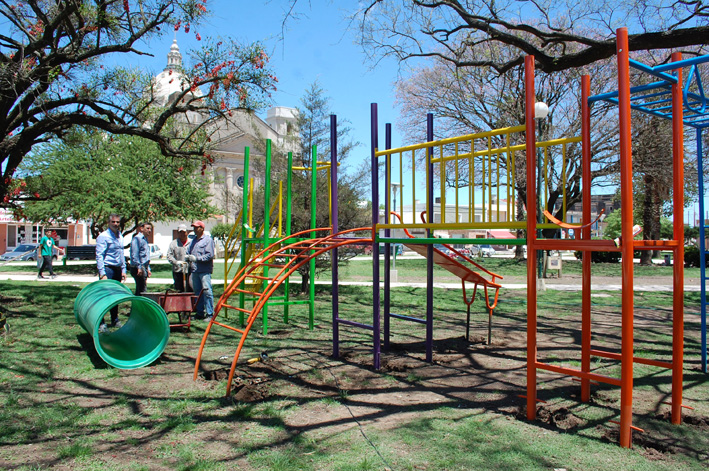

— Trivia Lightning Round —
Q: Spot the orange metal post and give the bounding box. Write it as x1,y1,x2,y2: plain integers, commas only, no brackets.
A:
670,52,685,425
525,55,538,420
581,75,592,402
616,27,635,448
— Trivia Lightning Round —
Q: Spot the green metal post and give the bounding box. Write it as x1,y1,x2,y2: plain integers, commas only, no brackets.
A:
284,151,293,323
309,145,317,329
238,147,250,326
262,140,272,335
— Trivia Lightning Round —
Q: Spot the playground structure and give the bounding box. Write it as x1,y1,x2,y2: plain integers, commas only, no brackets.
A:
370,110,579,368
219,139,350,333
372,27,709,448
195,113,508,395
221,141,295,334
196,116,378,394
191,27,708,448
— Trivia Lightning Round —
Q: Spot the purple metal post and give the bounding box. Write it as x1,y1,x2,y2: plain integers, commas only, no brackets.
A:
426,113,434,362
371,103,381,369
331,114,340,359
384,123,392,350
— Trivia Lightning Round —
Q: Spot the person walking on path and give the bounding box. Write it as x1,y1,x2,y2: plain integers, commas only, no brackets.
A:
185,220,214,320
37,229,56,279
130,222,152,295
96,214,127,332
166,224,192,292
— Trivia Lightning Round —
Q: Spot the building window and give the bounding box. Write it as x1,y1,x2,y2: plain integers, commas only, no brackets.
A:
236,175,245,189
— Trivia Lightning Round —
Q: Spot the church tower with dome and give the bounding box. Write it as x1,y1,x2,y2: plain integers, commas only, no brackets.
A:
153,38,188,105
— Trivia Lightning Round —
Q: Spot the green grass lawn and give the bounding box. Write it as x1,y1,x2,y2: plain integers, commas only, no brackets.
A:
0,279,707,470
0,256,696,285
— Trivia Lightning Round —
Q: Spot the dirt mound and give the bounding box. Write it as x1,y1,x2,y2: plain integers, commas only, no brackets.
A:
534,405,586,430
201,368,230,381
655,410,709,429
600,426,677,455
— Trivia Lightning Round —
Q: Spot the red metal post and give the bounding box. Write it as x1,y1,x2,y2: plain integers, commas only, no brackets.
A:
670,52,685,425
616,27,635,448
525,55,538,420
581,75,592,402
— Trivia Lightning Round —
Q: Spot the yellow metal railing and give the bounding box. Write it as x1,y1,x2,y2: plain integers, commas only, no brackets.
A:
375,125,581,233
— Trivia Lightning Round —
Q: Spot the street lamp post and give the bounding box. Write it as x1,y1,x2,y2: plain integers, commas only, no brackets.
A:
391,182,402,271
535,102,549,280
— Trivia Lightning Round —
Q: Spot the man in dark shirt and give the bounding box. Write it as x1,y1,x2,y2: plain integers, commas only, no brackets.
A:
185,221,215,320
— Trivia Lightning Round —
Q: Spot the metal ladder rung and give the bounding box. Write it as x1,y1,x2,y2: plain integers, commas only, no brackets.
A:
232,288,261,296
221,304,252,314
245,273,273,281
210,320,245,334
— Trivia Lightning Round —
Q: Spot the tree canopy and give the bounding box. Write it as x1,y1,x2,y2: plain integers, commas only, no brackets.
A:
0,0,277,206
352,0,709,73
602,208,672,242
18,127,216,238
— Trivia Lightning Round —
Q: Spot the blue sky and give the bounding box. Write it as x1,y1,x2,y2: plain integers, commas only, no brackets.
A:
131,0,404,176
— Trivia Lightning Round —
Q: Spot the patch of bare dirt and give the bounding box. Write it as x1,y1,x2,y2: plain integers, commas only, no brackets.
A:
533,405,587,430
656,410,709,429
201,367,272,402
601,427,678,456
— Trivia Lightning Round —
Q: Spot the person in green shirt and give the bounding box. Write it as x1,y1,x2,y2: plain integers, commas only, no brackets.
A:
37,229,56,279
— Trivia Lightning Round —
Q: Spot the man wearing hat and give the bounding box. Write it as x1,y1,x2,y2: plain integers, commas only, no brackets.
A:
166,224,192,292
185,220,215,320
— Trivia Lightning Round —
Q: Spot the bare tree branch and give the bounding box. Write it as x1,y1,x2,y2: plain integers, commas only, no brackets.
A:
352,0,709,73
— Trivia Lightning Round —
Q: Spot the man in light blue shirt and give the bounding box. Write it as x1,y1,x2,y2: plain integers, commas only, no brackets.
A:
96,214,126,331
130,222,152,294
185,220,214,320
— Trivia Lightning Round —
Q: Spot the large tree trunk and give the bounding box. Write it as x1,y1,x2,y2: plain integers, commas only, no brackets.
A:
639,174,662,266
300,270,309,294
514,196,526,259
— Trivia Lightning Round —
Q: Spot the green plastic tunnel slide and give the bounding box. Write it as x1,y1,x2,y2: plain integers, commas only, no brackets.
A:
74,279,170,369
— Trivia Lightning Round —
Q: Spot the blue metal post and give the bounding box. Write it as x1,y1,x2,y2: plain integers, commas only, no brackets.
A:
698,128,707,373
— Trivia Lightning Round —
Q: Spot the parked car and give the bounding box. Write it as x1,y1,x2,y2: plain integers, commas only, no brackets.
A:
480,244,496,257
0,243,60,262
148,244,163,260
124,243,164,261
454,248,472,259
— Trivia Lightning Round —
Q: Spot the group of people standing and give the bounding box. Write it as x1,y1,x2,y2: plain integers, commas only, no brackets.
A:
95,214,215,332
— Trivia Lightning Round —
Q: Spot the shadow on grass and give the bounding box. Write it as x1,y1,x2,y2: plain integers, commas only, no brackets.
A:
76,333,110,370
2,281,708,470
